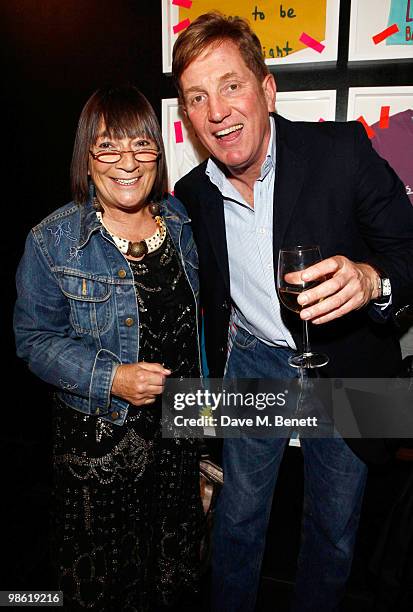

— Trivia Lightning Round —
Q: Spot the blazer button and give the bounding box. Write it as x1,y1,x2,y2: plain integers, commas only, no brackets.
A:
111,411,119,420
118,269,127,278
222,301,230,310
125,317,134,327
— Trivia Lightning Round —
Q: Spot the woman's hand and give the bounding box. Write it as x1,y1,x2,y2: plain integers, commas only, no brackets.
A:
111,361,171,405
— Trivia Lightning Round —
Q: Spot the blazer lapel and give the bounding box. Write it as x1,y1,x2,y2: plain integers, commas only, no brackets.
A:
201,178,231,291
272,114,310,261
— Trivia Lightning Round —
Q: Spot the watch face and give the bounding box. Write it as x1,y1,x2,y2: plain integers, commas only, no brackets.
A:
382,278,392,297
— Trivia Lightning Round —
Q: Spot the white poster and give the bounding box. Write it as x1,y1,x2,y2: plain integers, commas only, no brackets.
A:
349,0,413,61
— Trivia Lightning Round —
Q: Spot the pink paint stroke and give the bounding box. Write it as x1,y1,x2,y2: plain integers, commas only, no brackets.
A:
172,0,192,8
173,18,190,34
174,121,184,143
357,116,376,139
379,106,390,129
299,32,325,53
372,23,399,45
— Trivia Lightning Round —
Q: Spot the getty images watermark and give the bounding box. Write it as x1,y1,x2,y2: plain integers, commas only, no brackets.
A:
161,377,413,439
172,387,317,429
162,378,327,439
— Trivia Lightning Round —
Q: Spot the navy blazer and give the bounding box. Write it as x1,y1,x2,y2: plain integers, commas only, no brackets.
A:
175,113,413,385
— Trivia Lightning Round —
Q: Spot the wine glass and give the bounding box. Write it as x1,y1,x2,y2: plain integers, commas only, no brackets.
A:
277,245,329,369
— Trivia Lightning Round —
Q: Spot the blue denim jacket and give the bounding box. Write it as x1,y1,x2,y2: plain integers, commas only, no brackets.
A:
14,192,200,426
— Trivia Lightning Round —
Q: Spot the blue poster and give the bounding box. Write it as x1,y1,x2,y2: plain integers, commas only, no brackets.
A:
387,0,413,45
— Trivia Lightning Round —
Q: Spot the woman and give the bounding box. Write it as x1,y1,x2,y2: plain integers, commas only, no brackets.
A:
14,86,203,611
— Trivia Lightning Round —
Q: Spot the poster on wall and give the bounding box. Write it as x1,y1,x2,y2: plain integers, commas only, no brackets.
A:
349,0,413,62
161,0,340,73
275,89,336,123
161,98,208,193
347,86,413,204
162,90,336,192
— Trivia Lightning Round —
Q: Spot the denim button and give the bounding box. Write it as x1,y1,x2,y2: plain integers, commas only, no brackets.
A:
125,317,134,327
111,411,119,420
118,269,127,278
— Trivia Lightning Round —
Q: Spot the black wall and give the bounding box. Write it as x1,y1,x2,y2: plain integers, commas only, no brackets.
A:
4,0,413,437
3,0,413,593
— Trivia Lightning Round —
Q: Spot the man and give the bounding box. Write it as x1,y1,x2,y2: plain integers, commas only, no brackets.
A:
172,12,413,612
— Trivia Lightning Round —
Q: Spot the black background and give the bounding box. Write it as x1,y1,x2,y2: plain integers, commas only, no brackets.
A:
3,0,413,607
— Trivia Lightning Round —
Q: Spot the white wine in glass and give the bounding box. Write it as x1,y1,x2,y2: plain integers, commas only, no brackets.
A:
277,245,329,369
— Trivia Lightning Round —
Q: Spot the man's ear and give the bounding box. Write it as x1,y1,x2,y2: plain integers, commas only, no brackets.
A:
180,100,188,119
262,73,276,113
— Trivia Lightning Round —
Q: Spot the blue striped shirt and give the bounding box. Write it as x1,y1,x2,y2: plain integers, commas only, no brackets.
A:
206,117,296,349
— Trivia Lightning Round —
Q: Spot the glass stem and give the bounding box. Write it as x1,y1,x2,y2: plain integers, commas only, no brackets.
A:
302,319,311,356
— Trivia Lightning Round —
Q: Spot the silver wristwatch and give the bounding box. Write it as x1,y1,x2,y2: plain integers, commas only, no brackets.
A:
379,276,392,298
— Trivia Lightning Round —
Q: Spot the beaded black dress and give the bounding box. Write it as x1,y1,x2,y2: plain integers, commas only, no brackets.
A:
51,231,203,611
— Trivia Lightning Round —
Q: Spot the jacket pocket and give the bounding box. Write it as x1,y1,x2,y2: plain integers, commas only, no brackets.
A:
59,272,112,336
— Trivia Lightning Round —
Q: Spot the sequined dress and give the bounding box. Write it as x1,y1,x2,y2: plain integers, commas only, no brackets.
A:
51,232,203,611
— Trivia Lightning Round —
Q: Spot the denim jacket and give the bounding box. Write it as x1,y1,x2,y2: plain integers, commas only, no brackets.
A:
14,192,200,426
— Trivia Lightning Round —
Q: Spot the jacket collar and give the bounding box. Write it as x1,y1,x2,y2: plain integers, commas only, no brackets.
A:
198,172,231,291
271,113,310,255
77,186,188,249
78,184,102,249
161,196,190,224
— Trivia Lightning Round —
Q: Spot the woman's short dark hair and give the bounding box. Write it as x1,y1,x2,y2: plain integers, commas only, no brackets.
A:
71,86,168,205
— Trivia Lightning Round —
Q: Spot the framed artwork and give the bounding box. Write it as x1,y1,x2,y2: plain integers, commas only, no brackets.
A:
161,97,209,193
162,90,336,192
347,86,413,205
347,85,413,124
275,89,336,122
161,0,340,73
349,0,413,62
